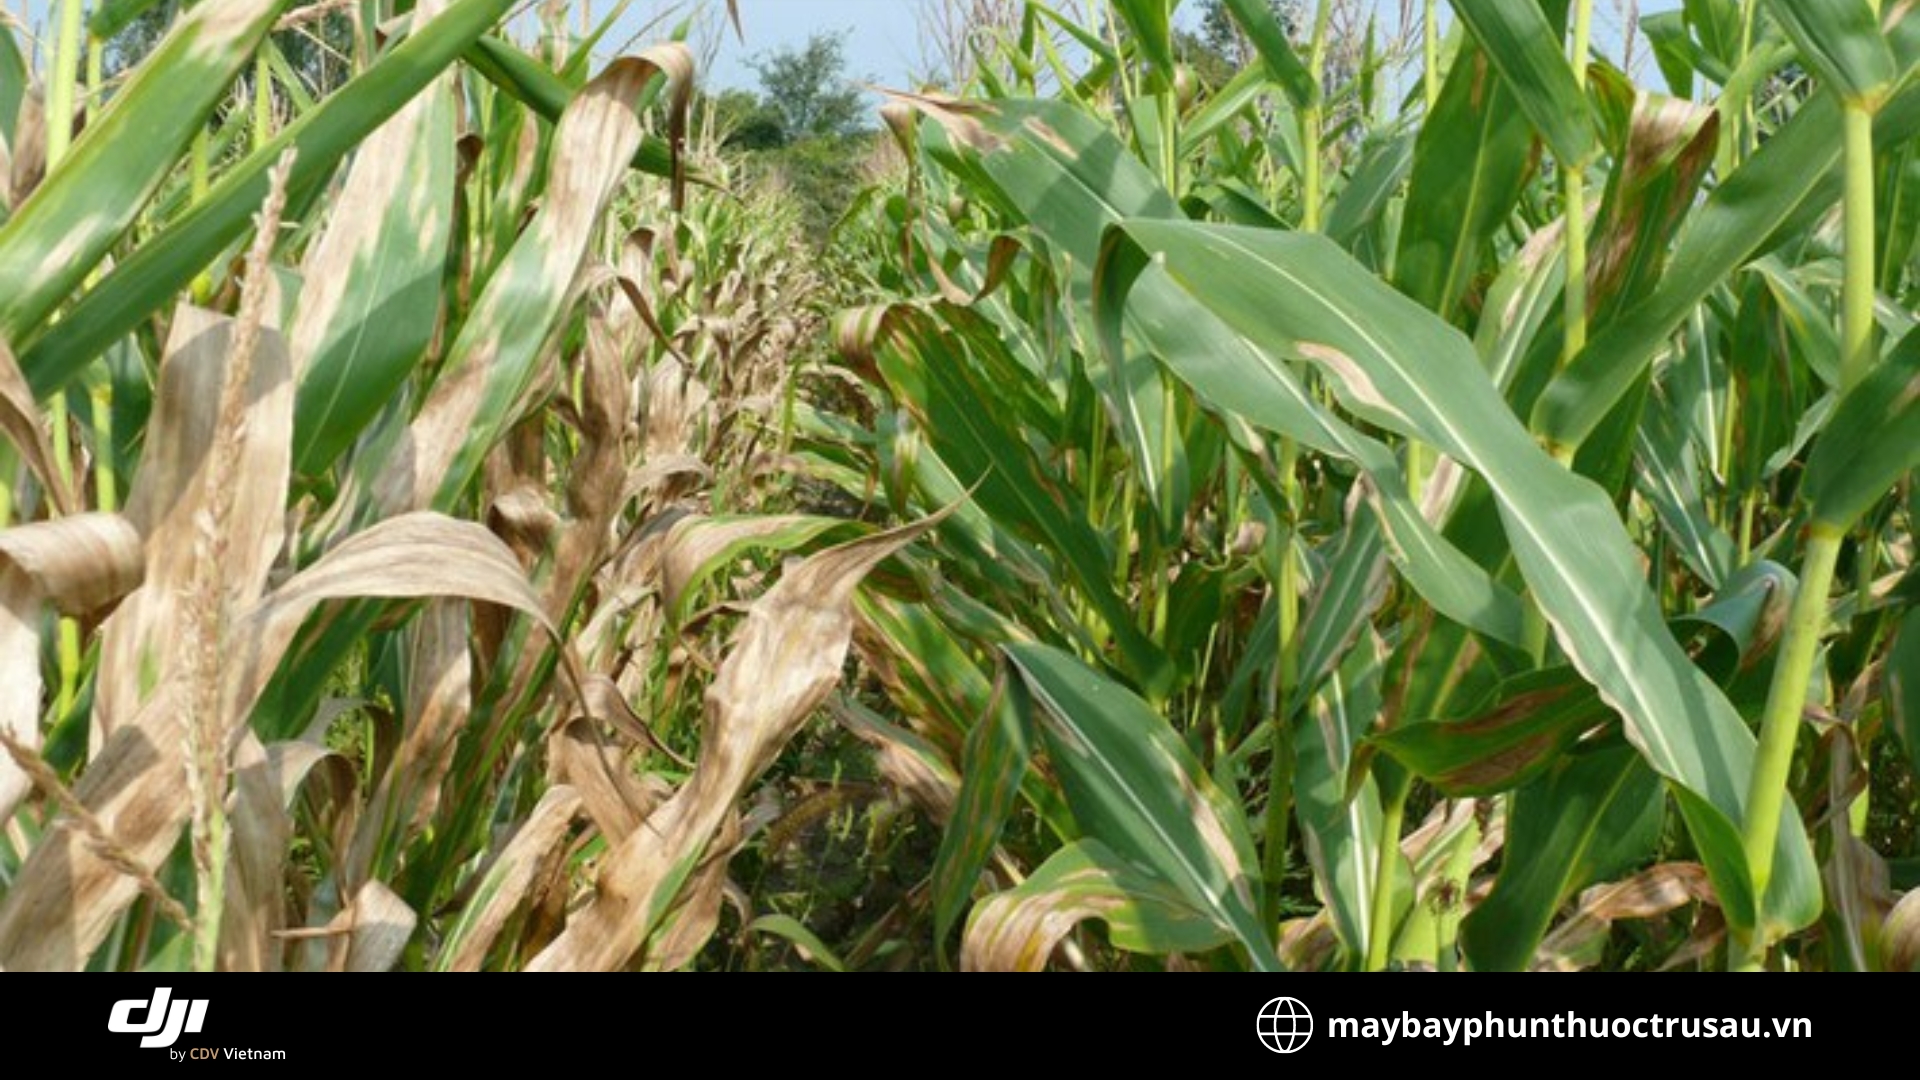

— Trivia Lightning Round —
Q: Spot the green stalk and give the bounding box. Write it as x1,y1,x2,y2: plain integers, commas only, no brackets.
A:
1737,0,1759,163
255,49,274,148
44,0,82,538
1740,102,1879,961
1836,106,1878,392
1364,771,1410,972
1562,0,1593,373
1300,0,1333,231
46,0,83,168
1259,678,1295,934
86,34,102,108
92,381,117,513
1272,5,1333,936
1423,0,1439,111
1528,0,1595,662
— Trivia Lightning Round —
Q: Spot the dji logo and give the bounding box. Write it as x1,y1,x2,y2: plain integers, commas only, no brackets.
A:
108,988,208,1049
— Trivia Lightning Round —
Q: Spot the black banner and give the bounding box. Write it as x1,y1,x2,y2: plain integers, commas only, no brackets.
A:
32,973,1837,1068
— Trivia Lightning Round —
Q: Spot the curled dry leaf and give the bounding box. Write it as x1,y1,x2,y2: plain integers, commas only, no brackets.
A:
0,513,144,822
0,512,560,970
659,513,845,619
0,339,77,515
371,45,693,515
551,716,653,845
830,695,960,822
529,508,951,970
878,88,1009,154
1532,863,1715,972
337,880,417,973
962,841,1235,971
439,784,583,971
95,306,293,747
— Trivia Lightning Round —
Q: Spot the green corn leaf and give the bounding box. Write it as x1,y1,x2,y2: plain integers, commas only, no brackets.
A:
87,0,171,42
1634,400,1738,589
1394,42,1541,324
746,915,849,972
1891,609,1920,781
846,303,1174,695
906,95,1190,548
462,35,679,180
0,24,24,150
0,0,290,357
1370,668,1615,797
1108,254,1529,648
1683,0,1745,79
1221,0,1318,108
1449,0,1596,165
1326,129,1415,254
1005,641,1277,970
1804,326,1920,530
963,840,1235,969
1293,635,1389,963
930,664,1034,949
1102,220,1822,940
289,62,457,480
1110,0,1175,76
1461,743,1663,970
21,0,525,398
1643,11,1699,97
1759,0,1898,109
1535,79,1920,451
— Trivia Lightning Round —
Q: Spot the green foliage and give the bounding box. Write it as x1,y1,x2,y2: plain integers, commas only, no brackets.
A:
747,30,868,144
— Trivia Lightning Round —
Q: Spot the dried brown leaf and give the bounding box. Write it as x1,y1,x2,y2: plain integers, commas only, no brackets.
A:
529,510,948,970
660,513,822,615
552,716,652,845
347,599,470,882
372,46,691,514
830,696,959,822
0,339,78,515
641,811,741,972
1533,863,1714,971
0,513,144,822
442,785,582,971
7,86,42,208
95,305,292,747
0,513,557,969
339,880,416,972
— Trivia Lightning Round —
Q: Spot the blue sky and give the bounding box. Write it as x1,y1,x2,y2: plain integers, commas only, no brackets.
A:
698,0,929,91
8,0,1684,92
689,0,1683,93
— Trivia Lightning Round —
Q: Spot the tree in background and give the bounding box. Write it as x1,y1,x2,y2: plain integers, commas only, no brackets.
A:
746,30,867,145
1197,0,1305,70
716,30,880,243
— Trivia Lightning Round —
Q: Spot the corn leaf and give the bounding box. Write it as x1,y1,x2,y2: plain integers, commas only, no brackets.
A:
1101,220,1822,940
1005,641,1278,971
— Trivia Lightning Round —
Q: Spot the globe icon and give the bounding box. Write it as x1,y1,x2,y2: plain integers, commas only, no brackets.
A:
1257,996,1313,1054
